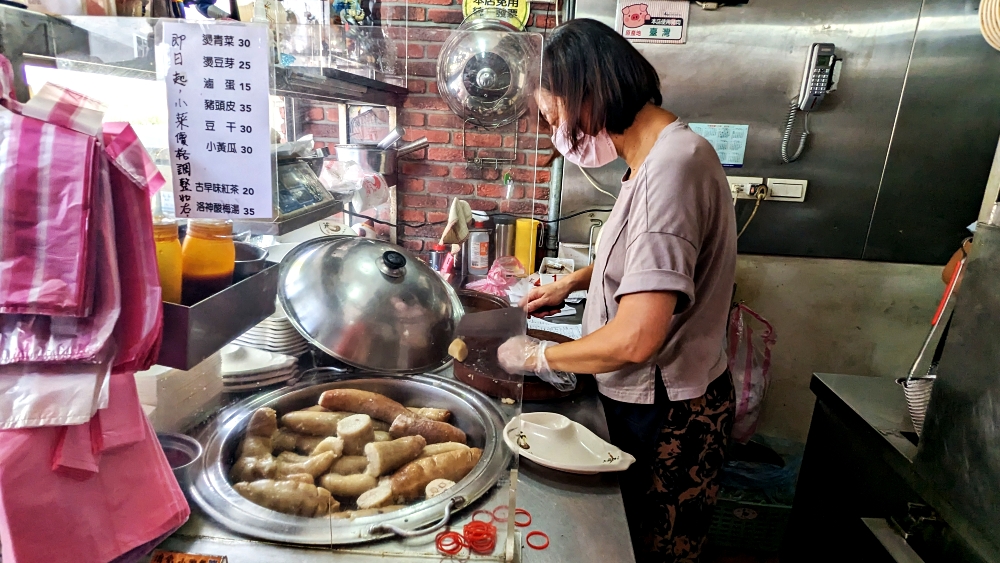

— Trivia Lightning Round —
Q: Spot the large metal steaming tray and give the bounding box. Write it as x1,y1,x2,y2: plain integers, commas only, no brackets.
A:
187,373,510,545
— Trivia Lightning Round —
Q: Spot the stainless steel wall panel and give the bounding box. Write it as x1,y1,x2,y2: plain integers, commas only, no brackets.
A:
564,0,994,263
863,0,1000,262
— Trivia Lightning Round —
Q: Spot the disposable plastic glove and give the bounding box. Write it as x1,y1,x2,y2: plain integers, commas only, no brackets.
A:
497,335,577,392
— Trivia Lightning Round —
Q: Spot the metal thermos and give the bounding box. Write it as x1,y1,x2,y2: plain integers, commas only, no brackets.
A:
494,216,516,258
428,243,448,271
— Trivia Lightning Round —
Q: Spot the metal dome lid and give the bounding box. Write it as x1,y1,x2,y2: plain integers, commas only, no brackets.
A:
436,15,541,128
278,237,464,373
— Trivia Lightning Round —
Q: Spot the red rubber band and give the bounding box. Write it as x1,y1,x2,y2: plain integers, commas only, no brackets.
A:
471,509,494,524
514,508,531,527
491,505,509,522
436,531,466,556
526,531,549,550
462,520,498,554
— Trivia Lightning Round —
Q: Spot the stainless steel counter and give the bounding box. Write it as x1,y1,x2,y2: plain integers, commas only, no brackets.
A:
155,372,634,563
787,373,1000,563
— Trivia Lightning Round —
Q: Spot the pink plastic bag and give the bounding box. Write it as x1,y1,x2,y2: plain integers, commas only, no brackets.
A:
0,154,120,365
466,258,521,297
726,304,776,444
0,375,189,563
0,107,99,317
104,123,164,372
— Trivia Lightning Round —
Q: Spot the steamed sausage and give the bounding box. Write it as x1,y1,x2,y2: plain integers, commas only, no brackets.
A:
281,411,348,436
418,442,469,459
330,455,368,475
407,407,452,423
365,436,426,477
319,389,410,423
275,451,336,479
389,413,466,445
390,448,482,501
233,479,337,517
337,414,375,456
319,473,378,498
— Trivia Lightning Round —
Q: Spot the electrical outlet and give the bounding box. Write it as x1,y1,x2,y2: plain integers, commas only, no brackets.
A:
728,176,765,200
767,178,808,202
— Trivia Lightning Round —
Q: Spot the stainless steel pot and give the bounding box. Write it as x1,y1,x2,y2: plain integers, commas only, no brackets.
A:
334,137,429,177
187,374,510,545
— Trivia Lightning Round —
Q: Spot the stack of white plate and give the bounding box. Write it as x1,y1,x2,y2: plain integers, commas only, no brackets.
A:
136,352,224,433
234,300,310,356
220,344,299,391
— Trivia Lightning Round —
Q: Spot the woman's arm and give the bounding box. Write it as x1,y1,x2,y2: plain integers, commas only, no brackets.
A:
544,291,676,374
520,265,594,315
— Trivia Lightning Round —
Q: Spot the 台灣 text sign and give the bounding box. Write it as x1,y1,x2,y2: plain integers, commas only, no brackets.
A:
162,22,273,219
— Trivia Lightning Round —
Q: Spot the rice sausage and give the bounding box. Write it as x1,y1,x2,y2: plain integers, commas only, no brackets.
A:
281,411,348,436
233,479,337,517
407,407,452,423
389,413,466,445
330,455,369,475
319,473,378,498
388,448,482,502
319,389,410,423
418,442,469,459
310,437,345,457
337,414,375,456
365,436,426,477
275,451,336,479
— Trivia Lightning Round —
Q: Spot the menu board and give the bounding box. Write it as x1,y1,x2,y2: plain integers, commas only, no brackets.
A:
162,22,273,219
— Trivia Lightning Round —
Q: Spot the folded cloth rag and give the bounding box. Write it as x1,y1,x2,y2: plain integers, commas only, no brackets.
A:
439,198,474,245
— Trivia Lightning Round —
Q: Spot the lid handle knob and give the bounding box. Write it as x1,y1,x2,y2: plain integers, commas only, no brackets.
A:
379,250,407,278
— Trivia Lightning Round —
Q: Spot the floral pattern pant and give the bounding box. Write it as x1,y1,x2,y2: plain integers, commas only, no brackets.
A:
601,371,735,563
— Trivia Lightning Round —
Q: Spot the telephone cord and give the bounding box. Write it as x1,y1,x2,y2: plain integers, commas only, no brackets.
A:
780,98,810,164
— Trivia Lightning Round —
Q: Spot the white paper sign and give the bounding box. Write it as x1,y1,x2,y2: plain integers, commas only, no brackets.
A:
162,22,273,219
616,0,689,44
689,123,749,168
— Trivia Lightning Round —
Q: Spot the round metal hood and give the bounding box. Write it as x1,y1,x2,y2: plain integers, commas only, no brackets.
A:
278,237,464,373
437,16,540,128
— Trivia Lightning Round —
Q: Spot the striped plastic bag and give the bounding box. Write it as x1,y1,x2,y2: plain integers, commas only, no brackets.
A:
727,304,777,444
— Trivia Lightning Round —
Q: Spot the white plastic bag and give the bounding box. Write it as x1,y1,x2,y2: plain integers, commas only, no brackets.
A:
727,304,776,444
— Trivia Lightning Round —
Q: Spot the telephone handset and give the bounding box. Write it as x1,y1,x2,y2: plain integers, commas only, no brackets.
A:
781,43,840,163
797,43,837,111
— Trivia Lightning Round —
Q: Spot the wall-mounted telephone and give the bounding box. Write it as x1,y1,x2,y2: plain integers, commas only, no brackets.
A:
781,42,841,163
798,43,837,111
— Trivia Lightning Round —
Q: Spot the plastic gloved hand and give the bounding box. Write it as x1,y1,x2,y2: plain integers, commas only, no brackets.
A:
497,335,577,392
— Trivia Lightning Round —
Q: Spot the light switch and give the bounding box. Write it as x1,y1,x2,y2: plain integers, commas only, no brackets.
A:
767,178,808,202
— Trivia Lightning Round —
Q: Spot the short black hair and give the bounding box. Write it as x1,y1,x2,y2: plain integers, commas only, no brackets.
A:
541,18,662,152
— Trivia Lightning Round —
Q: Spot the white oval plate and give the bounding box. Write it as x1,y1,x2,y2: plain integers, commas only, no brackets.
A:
503,412,636,474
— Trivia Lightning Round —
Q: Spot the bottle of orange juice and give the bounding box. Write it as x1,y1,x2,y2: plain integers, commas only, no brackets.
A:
153,218,183,304
181,219,235,305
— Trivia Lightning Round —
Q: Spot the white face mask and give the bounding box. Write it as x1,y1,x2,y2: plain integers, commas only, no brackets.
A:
552,122,618,168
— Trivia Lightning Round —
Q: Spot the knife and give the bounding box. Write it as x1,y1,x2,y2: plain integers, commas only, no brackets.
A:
456,307,528,340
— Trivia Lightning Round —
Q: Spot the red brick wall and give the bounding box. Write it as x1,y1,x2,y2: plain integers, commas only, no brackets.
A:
396,4,558,255
304,6,559,255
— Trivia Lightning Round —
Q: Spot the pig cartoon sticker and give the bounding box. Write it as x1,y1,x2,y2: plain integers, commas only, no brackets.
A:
616,0,688,43
621,3,650,28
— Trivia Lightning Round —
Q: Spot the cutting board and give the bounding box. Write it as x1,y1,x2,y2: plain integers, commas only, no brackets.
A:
453,329,592,402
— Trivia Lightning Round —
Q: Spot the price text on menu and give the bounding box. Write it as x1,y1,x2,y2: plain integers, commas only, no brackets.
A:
163,22,272,219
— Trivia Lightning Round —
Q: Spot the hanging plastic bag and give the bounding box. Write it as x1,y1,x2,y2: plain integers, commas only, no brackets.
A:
727,304,776,444
466,258,521,298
